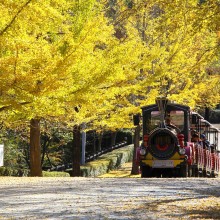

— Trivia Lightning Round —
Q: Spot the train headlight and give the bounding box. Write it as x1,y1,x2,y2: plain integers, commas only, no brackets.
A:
140,148,147,156
179,147,186,155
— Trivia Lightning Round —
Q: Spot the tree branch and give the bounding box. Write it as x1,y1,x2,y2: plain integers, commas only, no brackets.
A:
0,101,32,112
0,0,32,35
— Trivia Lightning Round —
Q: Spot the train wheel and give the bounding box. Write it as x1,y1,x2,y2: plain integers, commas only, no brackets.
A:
173,168,179,178
152,169,161,177
163,169,172,178
211,171,215,178
199,169,203,177
194,168,199,177
180,164,188,177
192,166,195,177
141,166,151,178
188,165,192,177
203,169,207,177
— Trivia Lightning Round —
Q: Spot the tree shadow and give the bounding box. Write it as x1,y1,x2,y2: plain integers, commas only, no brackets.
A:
0,177,219,220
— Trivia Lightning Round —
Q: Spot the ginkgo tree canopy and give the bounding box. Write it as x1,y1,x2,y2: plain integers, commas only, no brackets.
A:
109,0,220,108
0,0,75,120
0,0,143,127
0,0,220,131
85,0,220,130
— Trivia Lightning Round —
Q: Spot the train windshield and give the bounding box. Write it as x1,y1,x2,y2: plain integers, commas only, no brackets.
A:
149,110,184,133
169,111,185,131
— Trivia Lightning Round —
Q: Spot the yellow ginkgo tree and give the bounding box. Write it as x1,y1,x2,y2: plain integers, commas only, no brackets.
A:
0,0,146,176
1,0,220,177
1,0,75,176
0,0,123,176
114,0,220,109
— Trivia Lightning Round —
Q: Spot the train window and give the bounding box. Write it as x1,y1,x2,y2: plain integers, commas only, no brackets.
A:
150,111,161,130
168,111,184,131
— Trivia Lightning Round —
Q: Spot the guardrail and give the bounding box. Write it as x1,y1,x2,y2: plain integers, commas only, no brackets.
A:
48,141,128,172
85,141,127,162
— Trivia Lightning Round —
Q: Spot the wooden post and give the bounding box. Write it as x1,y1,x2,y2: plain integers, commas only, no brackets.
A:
131,125,140,175
72,125,81,176
30,118,42,177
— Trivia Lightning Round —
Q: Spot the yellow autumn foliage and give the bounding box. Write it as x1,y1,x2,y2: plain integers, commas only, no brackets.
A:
0,0,220,131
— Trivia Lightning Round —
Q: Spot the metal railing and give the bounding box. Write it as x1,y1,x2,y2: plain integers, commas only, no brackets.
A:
85,141,127,162
48,141,128,171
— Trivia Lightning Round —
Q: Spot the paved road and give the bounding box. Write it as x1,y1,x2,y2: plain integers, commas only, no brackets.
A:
0,177,219,220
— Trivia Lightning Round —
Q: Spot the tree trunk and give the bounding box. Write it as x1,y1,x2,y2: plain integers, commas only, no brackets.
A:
93,131,96,156
131,125,140,175
81,123,86,165
111,131,117,147
72,125,81,176
30,118,42,177
97,132,103,152
205,107,210,121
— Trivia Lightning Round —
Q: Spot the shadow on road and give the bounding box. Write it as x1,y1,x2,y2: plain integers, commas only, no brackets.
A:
0,177,219,220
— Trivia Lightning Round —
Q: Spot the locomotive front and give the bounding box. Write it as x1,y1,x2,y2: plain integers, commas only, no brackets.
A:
136,98,190,177
147,128,179,159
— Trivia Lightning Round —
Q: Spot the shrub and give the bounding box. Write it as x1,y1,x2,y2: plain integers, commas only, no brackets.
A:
80,144,134,177
0,167,29,176
43,171,70,177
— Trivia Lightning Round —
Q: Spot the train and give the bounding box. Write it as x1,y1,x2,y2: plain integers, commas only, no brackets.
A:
133,97,220,178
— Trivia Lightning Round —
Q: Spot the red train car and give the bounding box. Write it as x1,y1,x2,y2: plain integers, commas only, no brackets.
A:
134,97,220,177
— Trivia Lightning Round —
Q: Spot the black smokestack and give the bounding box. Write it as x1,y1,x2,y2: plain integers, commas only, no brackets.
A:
156,97,168,128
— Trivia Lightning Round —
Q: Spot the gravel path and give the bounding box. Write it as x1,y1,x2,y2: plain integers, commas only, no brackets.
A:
0,177,219,220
